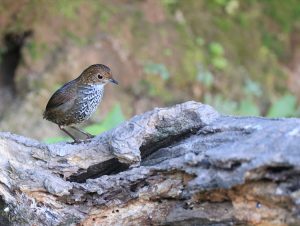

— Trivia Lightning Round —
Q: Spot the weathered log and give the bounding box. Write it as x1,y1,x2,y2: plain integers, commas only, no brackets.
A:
0,101,299,225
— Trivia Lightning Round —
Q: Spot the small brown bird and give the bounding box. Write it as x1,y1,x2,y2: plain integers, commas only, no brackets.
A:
43,64,118,142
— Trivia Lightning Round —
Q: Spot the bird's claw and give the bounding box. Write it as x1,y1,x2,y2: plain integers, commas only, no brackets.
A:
86,134,95,139
69,140,83,145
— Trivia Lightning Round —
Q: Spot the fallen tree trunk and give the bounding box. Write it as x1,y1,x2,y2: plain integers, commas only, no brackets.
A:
0,101,299,225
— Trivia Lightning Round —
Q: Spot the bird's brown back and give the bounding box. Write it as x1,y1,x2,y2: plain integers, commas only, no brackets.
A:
43,79,78,125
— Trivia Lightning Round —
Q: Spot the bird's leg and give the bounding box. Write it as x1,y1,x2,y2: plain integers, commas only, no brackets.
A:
70,126,95,139
58,125,80,143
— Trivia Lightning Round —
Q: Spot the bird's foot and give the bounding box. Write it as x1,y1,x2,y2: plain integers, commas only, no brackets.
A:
86,134,95,139
69,139,85,145
69,140,81,145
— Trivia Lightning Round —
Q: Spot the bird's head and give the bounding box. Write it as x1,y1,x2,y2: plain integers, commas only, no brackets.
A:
78,64,118,86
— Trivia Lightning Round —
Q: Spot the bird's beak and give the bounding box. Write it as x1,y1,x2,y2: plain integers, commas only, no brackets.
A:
109,78,118,85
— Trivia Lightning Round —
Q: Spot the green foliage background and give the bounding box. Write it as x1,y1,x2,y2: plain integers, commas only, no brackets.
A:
0,0,299,141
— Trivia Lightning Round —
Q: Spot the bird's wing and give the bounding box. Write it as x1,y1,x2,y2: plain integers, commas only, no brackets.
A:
45,80,77,111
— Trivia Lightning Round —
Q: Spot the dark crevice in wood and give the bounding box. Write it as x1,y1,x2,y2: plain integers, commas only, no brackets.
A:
67,158,129,183
266,165,294,174
140,127,199,160
0,197,10,226
67,128,200,182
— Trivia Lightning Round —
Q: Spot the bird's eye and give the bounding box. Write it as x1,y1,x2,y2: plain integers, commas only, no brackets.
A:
97,74,103,79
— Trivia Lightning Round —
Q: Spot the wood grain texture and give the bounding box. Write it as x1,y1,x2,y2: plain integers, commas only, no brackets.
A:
0,101,299,225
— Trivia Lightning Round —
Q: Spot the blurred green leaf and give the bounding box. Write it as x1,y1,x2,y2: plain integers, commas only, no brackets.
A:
144,63,170,80
236,98,260,116
212,57,228,70
204,94,237,115
99,11,111,26
244,79,262,97
26,42,38,59
205,94,260,116
267,94,297,117
162,0,179,12
24,41,48,60
196,65,214,88
225,0,239,15
44,136,71,144
56,0,82,19
214,0,229,6
209,42,224,56
208,42,227,70
64,31,88,46
196,37,205,46
162,0,178,6
85,104,125,135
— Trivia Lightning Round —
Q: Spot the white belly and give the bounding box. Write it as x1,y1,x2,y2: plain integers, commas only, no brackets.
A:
74,84,104,122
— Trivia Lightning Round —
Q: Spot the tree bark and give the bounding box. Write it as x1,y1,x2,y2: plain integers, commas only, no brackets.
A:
0,101,299,225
